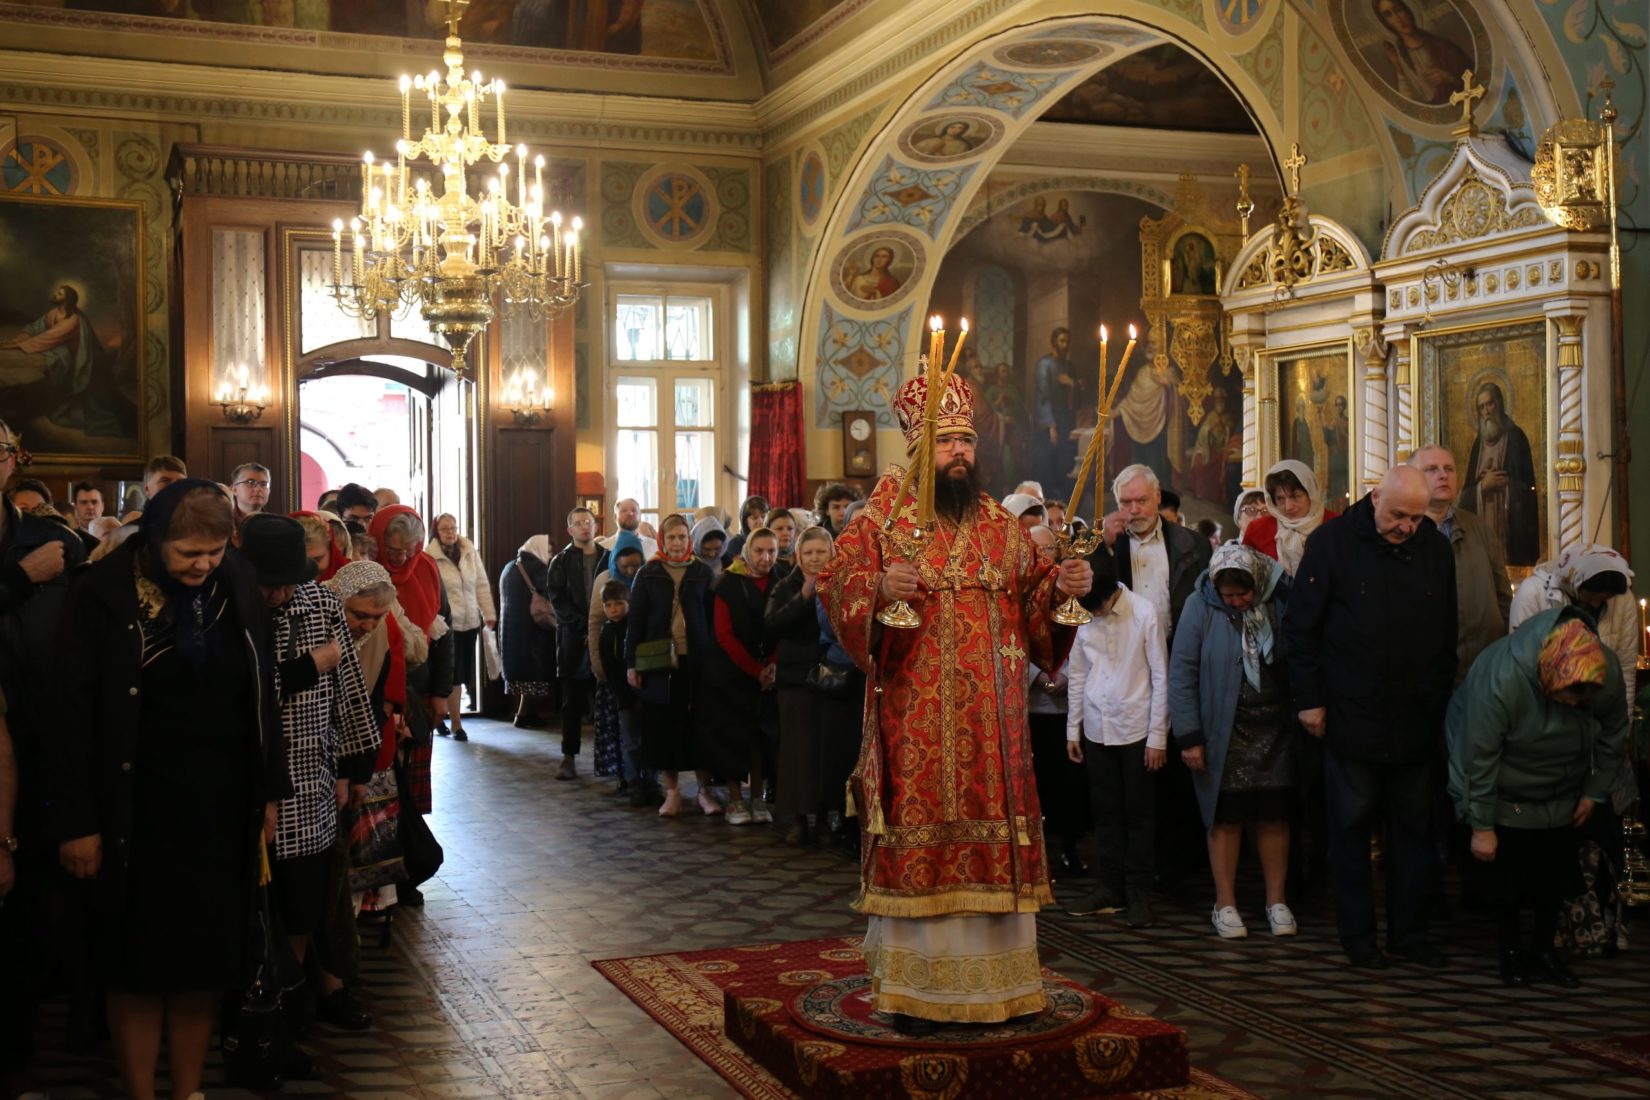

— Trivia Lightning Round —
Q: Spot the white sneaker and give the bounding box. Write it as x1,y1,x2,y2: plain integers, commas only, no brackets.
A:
726,799,753,825
1212,905,1248,939
1266,903,1298,936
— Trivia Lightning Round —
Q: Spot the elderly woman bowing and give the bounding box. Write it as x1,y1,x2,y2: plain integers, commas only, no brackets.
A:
1168,543,1298,940
50,480,283,1100
1447,608,1627,987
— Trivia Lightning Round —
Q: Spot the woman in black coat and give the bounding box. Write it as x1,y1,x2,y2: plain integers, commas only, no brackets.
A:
625,514,718,817
765,526,832,843
499,536,556,725
49,480,284,1100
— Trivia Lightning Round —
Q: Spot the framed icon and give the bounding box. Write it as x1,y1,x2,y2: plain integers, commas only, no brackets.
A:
841,410,877,479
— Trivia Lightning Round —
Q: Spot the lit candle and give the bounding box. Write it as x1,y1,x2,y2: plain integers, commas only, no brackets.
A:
1111,324,1139,405
1640,597,1648,664
360,151,372,215
467,76,479,134
495,80,505,145
331,219,343,287
929,315,943,378
429,71,440,133
569,229,581,284
940,317,969,385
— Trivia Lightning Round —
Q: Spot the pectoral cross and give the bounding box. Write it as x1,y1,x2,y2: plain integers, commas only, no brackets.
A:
1282,143,1307,198
1450,70,1485,138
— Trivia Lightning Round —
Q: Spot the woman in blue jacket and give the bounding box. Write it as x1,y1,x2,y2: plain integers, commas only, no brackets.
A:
1168,543,1297,940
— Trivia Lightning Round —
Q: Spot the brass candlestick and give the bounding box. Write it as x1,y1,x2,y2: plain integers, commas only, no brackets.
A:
1051,323,1137,627
877,319,969,631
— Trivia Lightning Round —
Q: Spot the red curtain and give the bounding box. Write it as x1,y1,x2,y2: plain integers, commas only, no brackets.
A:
748,381,805,508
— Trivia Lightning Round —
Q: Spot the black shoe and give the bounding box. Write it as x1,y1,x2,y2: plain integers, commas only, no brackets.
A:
1066,887,1125,916
1498,949,1527,987
889,1013,940,1037
399,884,425,908
451,727,468,742
1124,896,1155,928
435,720,450,737
282,1050,321,1080
1391,942,1450,969
1525,950,1580,988
1058,841,1088,876
316,988,372,1031
1346,946,1392,970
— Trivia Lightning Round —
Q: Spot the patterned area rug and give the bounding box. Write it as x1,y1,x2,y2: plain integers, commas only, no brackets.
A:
593,935,1261,1099
1551,1033,1650,1078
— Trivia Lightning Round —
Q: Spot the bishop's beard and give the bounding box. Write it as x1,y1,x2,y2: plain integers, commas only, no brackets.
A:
1479,415,1504,445
934,457,980,521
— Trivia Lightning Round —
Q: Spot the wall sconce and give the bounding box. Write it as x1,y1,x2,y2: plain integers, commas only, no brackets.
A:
214,364,270,423
502,369,553,426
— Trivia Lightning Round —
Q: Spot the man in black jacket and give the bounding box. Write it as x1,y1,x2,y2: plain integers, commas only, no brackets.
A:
1283,465,1458,970
545,507,609,779
1095,464,1212,899
0,421,87,1090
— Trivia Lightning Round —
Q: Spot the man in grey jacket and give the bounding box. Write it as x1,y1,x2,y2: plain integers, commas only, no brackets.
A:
1412,445,1511,684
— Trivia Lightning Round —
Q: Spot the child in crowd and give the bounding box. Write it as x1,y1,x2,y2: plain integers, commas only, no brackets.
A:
598,580,651,805
1064,550,1168,928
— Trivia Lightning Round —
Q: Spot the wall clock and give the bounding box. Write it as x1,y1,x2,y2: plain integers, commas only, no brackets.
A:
841,410,877,479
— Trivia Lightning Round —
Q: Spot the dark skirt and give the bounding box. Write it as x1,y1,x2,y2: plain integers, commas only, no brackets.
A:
1030,712,1090,841
270,850,330,937
105,619,259,994
452,627,479,694
775,685,821,818
642,666,698,773
695,675,770,780
1485,824,1585,912
593,683,621,778
816,667,865,814
1220,666,1294,795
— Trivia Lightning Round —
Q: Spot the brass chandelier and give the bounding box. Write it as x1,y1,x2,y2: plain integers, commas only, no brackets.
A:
330,0,583,375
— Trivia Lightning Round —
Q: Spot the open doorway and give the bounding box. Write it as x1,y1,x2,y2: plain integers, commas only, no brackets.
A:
297,354,476,534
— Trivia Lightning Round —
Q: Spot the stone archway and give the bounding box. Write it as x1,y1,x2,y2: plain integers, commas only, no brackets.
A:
794,2,1567,476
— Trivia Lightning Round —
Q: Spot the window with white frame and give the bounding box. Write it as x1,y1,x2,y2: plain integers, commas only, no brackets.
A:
610,289,721,532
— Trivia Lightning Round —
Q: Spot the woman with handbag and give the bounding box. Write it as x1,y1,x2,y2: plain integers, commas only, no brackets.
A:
626,514,720,818
500,533,556,727
766,526,833,844
51,480,284,1100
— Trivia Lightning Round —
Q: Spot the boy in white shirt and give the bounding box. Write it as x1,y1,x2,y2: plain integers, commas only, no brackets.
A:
1064,551,1168,927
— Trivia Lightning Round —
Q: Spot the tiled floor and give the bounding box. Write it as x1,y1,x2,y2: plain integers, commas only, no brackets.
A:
26,717,1650,1099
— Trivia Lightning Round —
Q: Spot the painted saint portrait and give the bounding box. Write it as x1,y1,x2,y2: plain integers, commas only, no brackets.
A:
1169,232,1218,295
0,195,144,462
1421,321,1547,568
1017,196,1086,244
838,240,913,304
910,119,984,158
1332,0,1487,116
1275,352,1352,512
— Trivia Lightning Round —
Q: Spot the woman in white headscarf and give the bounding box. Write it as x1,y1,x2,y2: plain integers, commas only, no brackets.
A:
1242,459,1336,575
1510,543,1638,707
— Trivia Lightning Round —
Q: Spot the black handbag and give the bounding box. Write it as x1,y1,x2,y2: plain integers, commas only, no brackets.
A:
807,661,855,698
222,847,303,1088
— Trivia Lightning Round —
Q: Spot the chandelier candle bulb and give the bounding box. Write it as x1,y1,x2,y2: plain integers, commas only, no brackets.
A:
331,221,343,287
400,76,411,141
495,80,505,145
360,151,372,215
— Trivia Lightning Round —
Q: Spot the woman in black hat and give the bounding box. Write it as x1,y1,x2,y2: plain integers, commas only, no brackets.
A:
50,479,283,1100
240,513,380,1031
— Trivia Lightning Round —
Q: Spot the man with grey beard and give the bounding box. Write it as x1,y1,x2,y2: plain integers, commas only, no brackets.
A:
1460,382,1538,566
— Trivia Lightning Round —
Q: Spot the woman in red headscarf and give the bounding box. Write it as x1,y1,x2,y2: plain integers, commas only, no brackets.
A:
367,506,452,884
291,510,351,581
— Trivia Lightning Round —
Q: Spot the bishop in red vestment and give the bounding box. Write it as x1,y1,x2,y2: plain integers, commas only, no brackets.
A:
819,371,1093,1029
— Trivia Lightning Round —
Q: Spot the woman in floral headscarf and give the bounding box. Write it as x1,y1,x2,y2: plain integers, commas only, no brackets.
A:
1168,542,1298,940
1446,606,1628,987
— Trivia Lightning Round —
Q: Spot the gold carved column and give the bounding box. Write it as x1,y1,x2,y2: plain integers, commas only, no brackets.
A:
1552,313,1587,551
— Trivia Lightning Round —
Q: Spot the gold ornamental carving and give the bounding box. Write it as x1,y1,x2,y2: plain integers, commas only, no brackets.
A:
1533,118,1611,231
899,1052,970,1100
1403,164,1544,253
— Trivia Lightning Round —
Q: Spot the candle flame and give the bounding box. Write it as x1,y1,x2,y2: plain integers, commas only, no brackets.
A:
1127,323,1138,339
1099,324,1108,342
959,318,969,332
930,315,943,331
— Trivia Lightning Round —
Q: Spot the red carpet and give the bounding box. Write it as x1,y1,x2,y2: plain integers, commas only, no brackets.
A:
593,936,1261,1099
1552,1033,1650,1078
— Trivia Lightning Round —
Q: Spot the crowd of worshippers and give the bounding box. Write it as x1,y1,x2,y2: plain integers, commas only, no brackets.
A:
0,415,1643,1098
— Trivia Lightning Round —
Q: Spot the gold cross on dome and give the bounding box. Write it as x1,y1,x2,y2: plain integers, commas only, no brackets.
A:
1450,70,1485,137
443,0,469,36
1282,142,1307,197
999,635,1026,671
